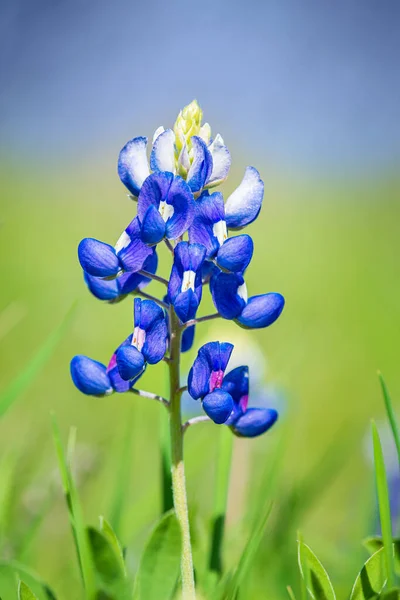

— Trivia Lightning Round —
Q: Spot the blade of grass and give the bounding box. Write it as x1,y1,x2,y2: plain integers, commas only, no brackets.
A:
223,501,273,599
109,408,135,536
208,426,233,576
371,420,395,590
378,372,400,466
51,417,96,599
287,585,298,600
0,303,77,418
297,532,309,600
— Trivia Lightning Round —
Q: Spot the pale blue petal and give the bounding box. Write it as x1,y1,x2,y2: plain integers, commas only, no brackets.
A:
224,167,264,229
118,136,150,196
205,134,231,187
150,129,176,174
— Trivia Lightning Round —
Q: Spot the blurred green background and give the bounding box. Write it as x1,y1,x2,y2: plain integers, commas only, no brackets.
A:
1,0,400,597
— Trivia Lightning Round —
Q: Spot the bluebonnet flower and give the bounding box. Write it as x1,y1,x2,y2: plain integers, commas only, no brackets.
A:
78,217,153,277
222,366,278,437
70,335,144,396
188,342,235,424
189,191,254,273
116,298,168,380
211,271,285,329
137,172,195,245
84,251,157,302
168,242,206,323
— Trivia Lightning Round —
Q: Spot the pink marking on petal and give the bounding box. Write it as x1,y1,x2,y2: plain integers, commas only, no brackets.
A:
107,353,117,372
209,369,224,392
239,394,249,413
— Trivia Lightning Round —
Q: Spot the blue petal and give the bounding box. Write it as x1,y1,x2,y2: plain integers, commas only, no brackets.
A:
224,167,264,230
205,134,231,187
186,136,213,193
201,341,234,373
116,345,145,381
143,315,168,364
78,238,119,277
172,289,199,323
164,176,195,240
137,171,174,222
167,242,206,309
135,298,164,331
84,272,120,301
181,324,195,353
150,128,176,173
222,366,249,405
211,272,247,319
231,407,278,437
216,235,254,273
188,350,211,400
236,293,285,329
118,136,150,196
141,205,166,245
116,218,153,271
188,191,225,257
202,390,234,424
70,355,112,396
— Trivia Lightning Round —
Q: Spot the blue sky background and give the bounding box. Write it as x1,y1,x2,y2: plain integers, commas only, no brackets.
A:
1,0,399,175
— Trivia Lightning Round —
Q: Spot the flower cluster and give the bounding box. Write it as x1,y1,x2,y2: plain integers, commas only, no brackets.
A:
71,100,284,437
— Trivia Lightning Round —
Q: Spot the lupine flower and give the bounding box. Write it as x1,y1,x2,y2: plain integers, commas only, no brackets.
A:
137,172,195,245
188,191,254,273
168,242,206,323
70,334,144,396
222,366,278,437
78,217,153,277
211,271,284,329
163,295,196,353
188,342,235,424
84,250,157,302
116,298,168,380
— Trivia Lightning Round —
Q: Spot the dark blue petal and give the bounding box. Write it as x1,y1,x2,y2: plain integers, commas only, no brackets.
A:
202,260,218,283
118,136,150,196
116,218,153,270
164,176,195,240
143,315,168,364
116,345,145,381
84,272,120,301
231,408,278,437
78,238,119,277
173,289,199,323
222,366,249,405
186,136,213,192
137,250,158,290
141,205,166,245
70,355,112,396
202,390,234,424
236,293,285,329
188,191,225,257
216,235,254,273
107,337,144,392
181,324,195,352
188,351,212,400
135,298,164,331
224,167,264,229
137,171,174,222
211,272,247,319
150,128,176,173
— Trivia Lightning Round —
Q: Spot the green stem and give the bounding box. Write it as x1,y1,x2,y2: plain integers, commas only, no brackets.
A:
168,309,196,599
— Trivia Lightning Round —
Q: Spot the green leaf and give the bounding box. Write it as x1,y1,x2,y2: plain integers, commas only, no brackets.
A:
208,426,233,576
134,511,181,600
372,420,396,589
18,581,39,600
0,303,76,418
363,538,400,576
51,418,96,599
350,547,387,600
223,501,273,599
99,517,126,576
298,541,336,600
378,372,400,467
0,560,57,599
378,591,400,599
87,526,130,599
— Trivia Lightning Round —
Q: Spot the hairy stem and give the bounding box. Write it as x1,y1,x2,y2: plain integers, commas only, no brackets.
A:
182,313,221,330
135,290,169,309
182,415,211,433
129,388,169,407
138,270,169,287
168,309,196,599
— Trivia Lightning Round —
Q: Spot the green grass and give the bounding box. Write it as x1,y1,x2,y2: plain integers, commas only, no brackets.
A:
0,161,399,598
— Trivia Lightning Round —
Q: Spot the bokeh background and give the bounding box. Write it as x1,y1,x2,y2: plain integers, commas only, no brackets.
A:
0,0,400,598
